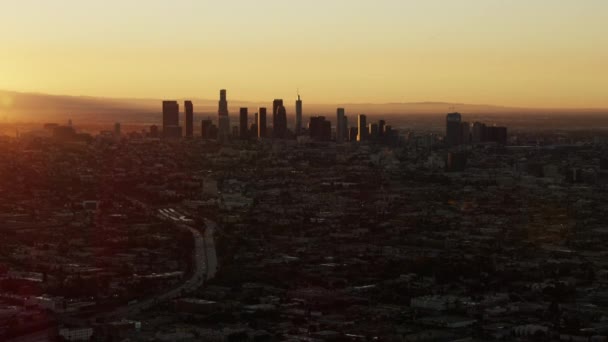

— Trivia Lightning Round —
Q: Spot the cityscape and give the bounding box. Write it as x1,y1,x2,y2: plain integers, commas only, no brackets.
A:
1,1,608,341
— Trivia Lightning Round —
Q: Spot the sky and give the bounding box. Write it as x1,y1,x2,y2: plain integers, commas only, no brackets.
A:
0,0,607,108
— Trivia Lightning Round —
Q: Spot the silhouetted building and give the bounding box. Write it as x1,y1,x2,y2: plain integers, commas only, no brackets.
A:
349,127,358,142
295,94,303,134
446,112,462,146
239,108,249,139
357,114,368,142
162,101,180,138
218,89,230,141
336,108,347,143
460,122,471,145
201,119,215,140
446,152,467,172
114,122,121,136
274,105,288,139
258,108,267,139
309,116,331,141
185,100,194,137
369,123,379,139
378,120,386,137
471,122,486,143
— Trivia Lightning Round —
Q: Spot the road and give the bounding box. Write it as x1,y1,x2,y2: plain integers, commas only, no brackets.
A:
104,218,217,318
8,218,218,342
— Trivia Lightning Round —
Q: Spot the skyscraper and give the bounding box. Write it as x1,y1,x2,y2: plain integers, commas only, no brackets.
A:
295,94,303,134
274,105,287,139
162,100,181,138
257,107,267,139
378,120,386,137
272,99,283,131
369,123,379,139
218,89,230,141
239,108,249,140
460,121,471,145
446,112,462,146
336,108,346,143
309,116,331,141
357,114,367,142
201,119,218,140
185,100,194,138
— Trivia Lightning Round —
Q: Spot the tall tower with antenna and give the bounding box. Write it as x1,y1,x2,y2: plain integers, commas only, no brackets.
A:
295,90,303,135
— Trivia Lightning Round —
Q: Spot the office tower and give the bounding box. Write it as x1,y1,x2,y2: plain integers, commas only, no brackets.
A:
114,122,121,136
349,127,358,142
369,123,379,139
446,112,462,146
258,107,267,139
218,89,230,141
185,100,194,137
274,105,287,139
336,108,347,143
164,126,183,139
162,100,180,138
150,125,159,138
201,119,213,139
272,99,284,134
239,108,249,139
378,120,386,136
472,122,486,143
357,114,368,142
249,122,258,138
460,121,471,145
295,94,303,134
309,116,331,141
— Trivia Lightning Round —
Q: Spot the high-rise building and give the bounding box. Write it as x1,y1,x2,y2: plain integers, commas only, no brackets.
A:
274,105,287,139
369,123,379,139
295,94,303,134
349,127,358,142
472,122,486,143
218,89,230,141
272,99,283,132
114,122,121,136
162,101,181,138
309,116,331,141
378,120,386,136
185,101,194,137
336,108,347,143
239,108,249,139
357,114,368,142
201,119,213,139
446,112,462,146
460,122,471,145
257,107,267,139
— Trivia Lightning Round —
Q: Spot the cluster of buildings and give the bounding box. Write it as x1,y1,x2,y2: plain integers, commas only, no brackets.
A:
5,95,608,341
156,89,399,145
446,112,508,147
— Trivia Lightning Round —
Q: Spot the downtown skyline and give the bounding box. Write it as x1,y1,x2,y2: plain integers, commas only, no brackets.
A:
0,0,607,109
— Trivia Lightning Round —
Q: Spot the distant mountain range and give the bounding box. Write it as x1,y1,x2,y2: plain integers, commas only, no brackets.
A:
0,90,605,125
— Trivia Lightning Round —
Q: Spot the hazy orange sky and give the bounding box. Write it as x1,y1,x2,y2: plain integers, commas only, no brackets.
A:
0,0,607,108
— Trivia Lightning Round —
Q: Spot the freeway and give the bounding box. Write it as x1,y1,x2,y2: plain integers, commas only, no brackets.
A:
8,217,218,342
103,218,217,318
